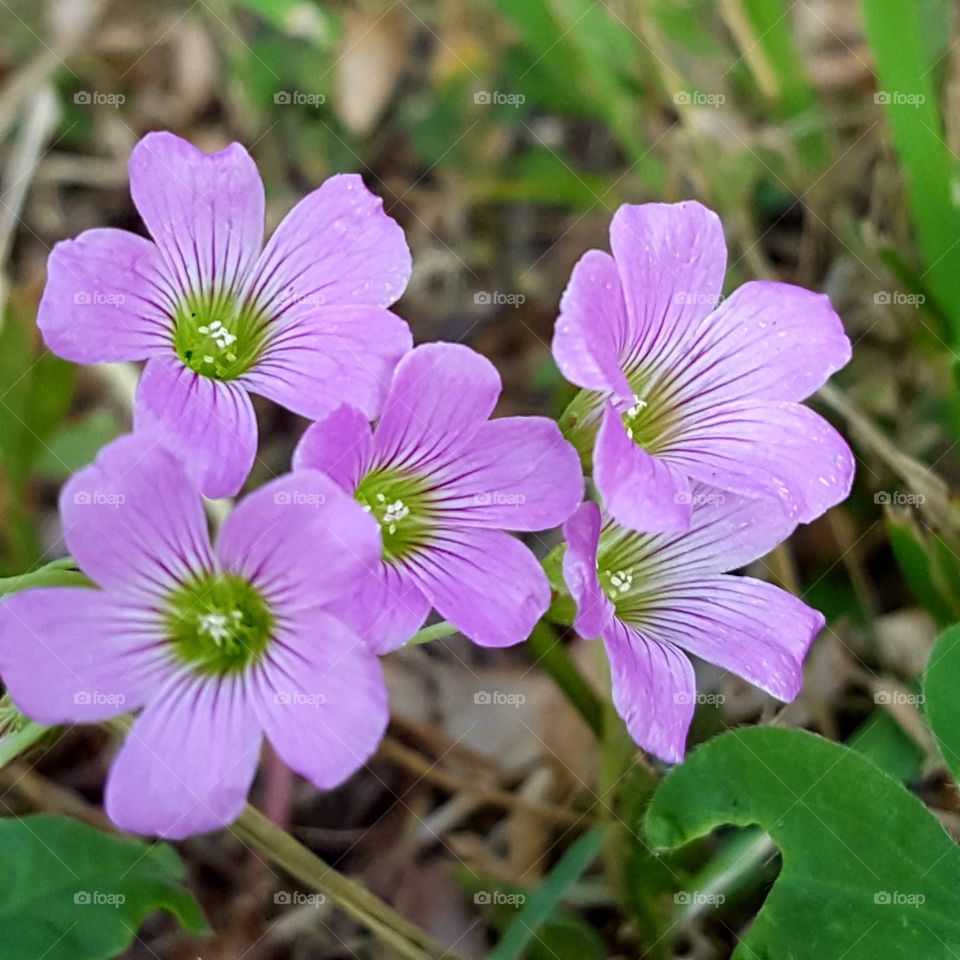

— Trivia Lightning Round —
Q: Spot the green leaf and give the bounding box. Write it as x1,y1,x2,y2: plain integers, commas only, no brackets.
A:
887,515,957,624
489,825,609,960
923,624,960,781
0,814,205,960
491,0,664,189
861,0,960,338
730,0,827,166
645,727,960,959
34,410,121,480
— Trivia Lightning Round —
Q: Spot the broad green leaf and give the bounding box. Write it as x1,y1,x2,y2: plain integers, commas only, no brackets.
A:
923,624,960,781
489,825,609,960
0,815,205,960
646,727,960,959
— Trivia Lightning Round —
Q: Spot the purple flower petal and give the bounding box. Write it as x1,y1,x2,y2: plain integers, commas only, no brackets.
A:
610,202,726,365
241,306,411,421
215,470,381,615
134,357,258,500
562,502,614,639
245,173,410,317
129,132,264,299
343,560,431,654
675,281,851,404
38,229,175,363
552,250,632,401
373,343,501,469
292,404,373,492
593,404,692,532
432,417,583,531
105,673,262,838
0,588,169,724
60,434,213,598
602,618,695,764
664,400,855,524
637,486,795,578
249,610,388,789
407,528,548,647
640,575,822,701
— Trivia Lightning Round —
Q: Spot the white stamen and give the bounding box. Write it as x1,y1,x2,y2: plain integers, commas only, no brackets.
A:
197,610,242,645
606,569,633,596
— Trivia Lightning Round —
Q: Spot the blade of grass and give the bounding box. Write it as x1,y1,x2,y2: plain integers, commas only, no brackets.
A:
488,824,609,960
719,0,827,167
861,0,960,339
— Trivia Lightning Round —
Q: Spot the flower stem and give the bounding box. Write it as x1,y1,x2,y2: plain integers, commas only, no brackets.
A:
233,804,455,959
526,620,604,737
0,720,50,768
405,620,458,646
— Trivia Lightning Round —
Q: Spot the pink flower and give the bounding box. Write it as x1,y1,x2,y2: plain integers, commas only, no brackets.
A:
0,436,387,838
553,201,854,532
294,342,584,651
38,131,412,498
562,492,823,762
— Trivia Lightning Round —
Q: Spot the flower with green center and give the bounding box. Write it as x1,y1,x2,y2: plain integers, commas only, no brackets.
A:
0,436,389,840
39,130,412,499
553,200,853,533
295,342,584,653
561,491,823,763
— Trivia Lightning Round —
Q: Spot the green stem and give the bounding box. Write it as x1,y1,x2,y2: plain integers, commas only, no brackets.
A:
526,620,603,737
233,805,455,959
0,556,90,596
0,720,50,768
406,620,458,646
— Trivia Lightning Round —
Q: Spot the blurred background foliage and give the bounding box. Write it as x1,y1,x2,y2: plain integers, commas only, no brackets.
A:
1,0,959,957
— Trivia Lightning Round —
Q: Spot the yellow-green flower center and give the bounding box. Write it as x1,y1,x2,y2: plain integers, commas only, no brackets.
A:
172,291,269,380
164,572,274,675
355,469,432,562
